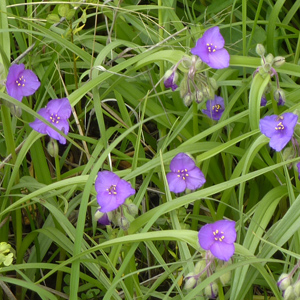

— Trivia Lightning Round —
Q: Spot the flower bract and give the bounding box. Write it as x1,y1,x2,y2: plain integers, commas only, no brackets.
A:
202,96,225,120
191,27,230,69
198,220,236,261
95,171,136,213
6,64,40,101
166,152,206,193
259,113,298,152
29,98,72,144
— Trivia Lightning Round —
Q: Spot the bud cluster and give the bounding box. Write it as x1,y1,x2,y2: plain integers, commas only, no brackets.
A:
94,202,139,231
163,55,219,107
254,44,286,106
277,261,300,300
184,251,232,298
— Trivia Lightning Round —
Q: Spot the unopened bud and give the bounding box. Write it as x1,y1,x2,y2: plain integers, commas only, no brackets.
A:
219,270,231,286
184,273,197,290
260,95,267,106
195,57,204,71
126,203,138,216
282,147,295,161
294,281,300,297
118,216,130,231
265,53,274,64
278,273,293,291
195,90,204,103
181,57,192,69
284,285,296,300
273,56,285,67
47,139,59,157
10,105,22,117
274,89,285,106
209,78,218,91
204,282,218,299
256,44,265,57
183,93,194,106
194,260,206,274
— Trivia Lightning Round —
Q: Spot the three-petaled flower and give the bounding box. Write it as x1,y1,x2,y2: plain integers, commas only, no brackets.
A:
198,220,236,261
259,112,298,152
6,64,40,102
95,171,136,213
191,27,230,69
202,96,225,120
29,98,72,144
166,152,206,193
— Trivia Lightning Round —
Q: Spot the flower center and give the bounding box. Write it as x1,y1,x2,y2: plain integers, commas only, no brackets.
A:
213,229,225,242
15,75,25,87
212,104,221,112
206,43,217,53
49,114,61,124
177,169,189,180
106,184,117,195
275,121,284,131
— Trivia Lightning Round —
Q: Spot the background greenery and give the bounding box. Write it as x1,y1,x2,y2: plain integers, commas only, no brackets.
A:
1,0,300,299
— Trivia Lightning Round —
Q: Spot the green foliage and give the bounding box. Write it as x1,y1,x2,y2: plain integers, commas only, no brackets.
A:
1,0,300,299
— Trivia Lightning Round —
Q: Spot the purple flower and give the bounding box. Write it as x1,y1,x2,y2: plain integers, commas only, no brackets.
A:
191,27,230,69
259,113,298,152
164,70,178,91
260,95,267,106
29,98,72,144
95,171,136,213
198,220,236,261
6,64,40,102
166,152,206,193
297,162,300,180
97,212,111,225
202,96,224,120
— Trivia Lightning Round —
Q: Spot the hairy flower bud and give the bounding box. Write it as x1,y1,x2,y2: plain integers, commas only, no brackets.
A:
282,147,295,161
184,273,197,290
47,139,59,157
273,56,285,67
9,104,22,117
118,216,130,231
126,203,138,216
274,89,286,106
294,281,300,297
256,44,266,57
194,260,206,274
209,78,218,91
183,93,194,106
284,285,296,300
204,282,218,298
278,273,293,291
265,53,274,65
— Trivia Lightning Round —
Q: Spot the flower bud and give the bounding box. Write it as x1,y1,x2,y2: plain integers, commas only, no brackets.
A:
265,53,274,65
47,139,59,157
260,95,267,106
0,242,11,254
256,44,266,57
219,270,231,286
294,281,300,297
278,273,293,291
209,78,218,91
195,57,204,71
10,104,22,117
118,216,130,231
282,147,295,161
164,70,178,91
273,56,285,67
181,57,192,69
184,273,197,290
179,76,188,98
284,285,296,300
274,89,285,106
204,282,218,299
183,93,194,106
195,90,204,103
194,260,206,274
126,203,138,216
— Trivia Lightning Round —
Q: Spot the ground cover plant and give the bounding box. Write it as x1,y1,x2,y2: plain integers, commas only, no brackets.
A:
2,0,300,299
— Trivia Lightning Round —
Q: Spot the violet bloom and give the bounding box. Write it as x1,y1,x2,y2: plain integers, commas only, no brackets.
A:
97,212,111,225
29,98,72,144
6,64,40,102
297,162,300,180
166,152,206,193
259,113,298,152
191,27,230,69
95,171,136,213
198,220,236,261
164,70,178,91
202,96,224,120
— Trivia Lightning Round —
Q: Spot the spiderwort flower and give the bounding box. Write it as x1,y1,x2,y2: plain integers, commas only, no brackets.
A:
297,162,300,180
202,96,225,120
95,171,135,213
6,64,40,102
29,98,72,144
164,70,178,91
191,27,230,69
198,220,236,261
166,152,206,193
259,113,298,152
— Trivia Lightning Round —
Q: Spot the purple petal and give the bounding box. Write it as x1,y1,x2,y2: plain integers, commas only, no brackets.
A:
210,241,235,261
191,39,210,64
95,171,120,193
207,48,230,69
45,119,69,144
198,223,215,250
201,27,225,49
46,98,72,119
185,167,206,190
114,179,136,201
169,153,196,172
97,213,111,225
20,69,41,96
97,193,120,212
202,96,225,120
166,172,187,193
261,96,267,106
211,220,236,243
29,108,50,134
297,162,300,180
164,72,178,91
